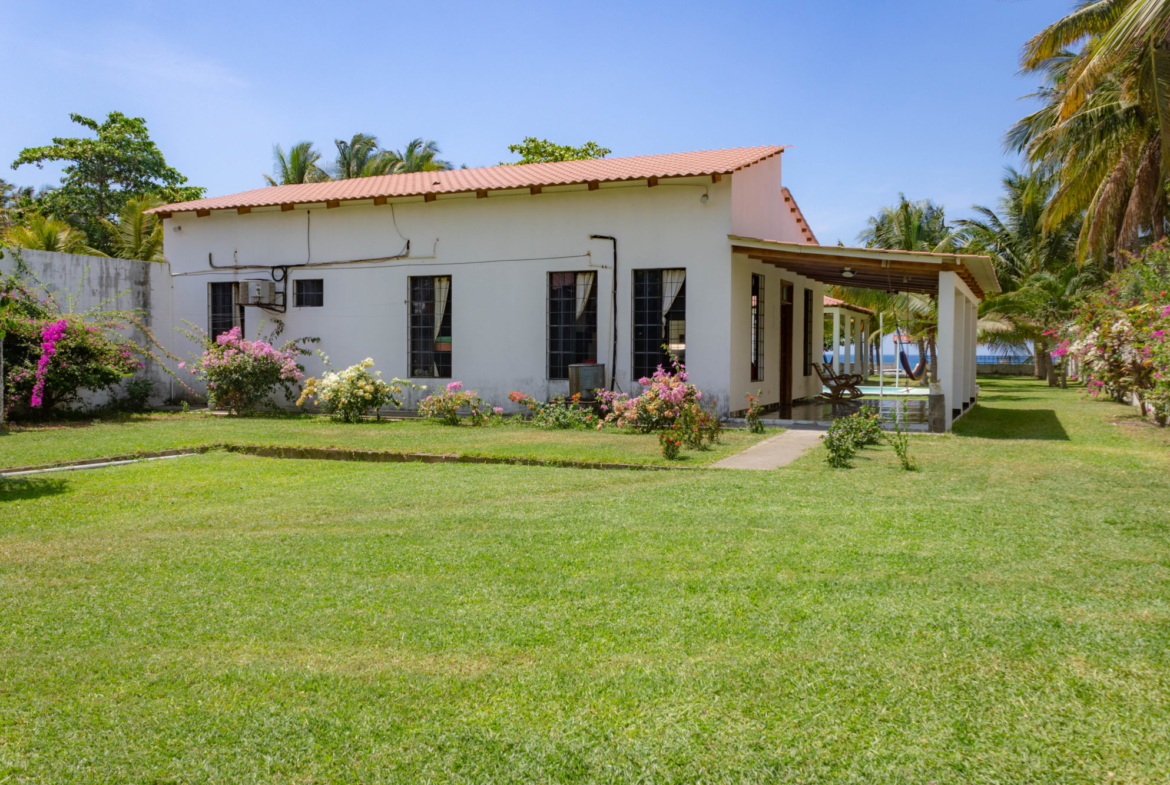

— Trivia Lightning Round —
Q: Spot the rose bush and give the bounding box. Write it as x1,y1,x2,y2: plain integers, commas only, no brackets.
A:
595,357,721,448
507,390,597,429
297,356,417,422
417,381,495,426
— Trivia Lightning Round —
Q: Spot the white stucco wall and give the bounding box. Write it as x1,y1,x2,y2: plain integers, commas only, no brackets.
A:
165,177,747,412
0,248,177,406
729,155,810,243
728,253,824,411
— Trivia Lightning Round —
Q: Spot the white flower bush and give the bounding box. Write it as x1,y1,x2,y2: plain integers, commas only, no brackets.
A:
297,357,419,422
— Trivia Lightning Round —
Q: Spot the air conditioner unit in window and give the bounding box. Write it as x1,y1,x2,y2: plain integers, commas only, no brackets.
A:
240,279,277,306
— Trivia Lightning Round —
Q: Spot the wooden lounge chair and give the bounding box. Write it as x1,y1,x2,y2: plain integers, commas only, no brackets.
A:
813,362,865,402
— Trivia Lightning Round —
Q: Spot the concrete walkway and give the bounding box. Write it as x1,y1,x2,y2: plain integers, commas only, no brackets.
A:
712,428,824,470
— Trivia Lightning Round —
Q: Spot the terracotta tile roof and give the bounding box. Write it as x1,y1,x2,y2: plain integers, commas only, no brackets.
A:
149,145,787,215
824,295,874,315
782,187,818,245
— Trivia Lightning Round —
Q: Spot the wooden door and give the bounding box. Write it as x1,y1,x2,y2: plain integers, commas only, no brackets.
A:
779,282,794,406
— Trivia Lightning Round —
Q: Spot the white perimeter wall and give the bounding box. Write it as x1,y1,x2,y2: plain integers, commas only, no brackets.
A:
164,178,745,412
0,248,177,406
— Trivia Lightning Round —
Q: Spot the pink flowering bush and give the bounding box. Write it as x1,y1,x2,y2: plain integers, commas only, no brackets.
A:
1066,243,1170,424
417,381,494,426
2,271,160,418
181,323,316,414
596,356,721,448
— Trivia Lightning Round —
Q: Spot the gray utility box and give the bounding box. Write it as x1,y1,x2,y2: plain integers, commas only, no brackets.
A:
568,363,606,401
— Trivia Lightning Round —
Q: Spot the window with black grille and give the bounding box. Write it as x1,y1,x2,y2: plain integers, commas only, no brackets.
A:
632,269,686,379
548,272,598,380
409,276,452,378
208,282,243,341
751,274,764,381
803,287,813,376
295,279,323,307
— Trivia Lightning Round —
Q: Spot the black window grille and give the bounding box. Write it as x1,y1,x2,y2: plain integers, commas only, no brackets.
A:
295,279,323,307
751,274,764,381
209,282,243,341
548,272,598,380
409,276,452,378
632,269,686,379
803,287,813,376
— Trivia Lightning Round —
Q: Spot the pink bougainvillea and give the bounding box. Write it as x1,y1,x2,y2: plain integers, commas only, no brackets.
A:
29,319,68,407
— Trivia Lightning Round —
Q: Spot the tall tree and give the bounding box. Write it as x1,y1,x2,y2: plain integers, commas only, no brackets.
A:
10,112,202,253
504,138,611,164
264,142,329,186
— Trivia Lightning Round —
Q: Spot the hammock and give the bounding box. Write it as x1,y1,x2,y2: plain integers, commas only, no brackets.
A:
899,349,927,381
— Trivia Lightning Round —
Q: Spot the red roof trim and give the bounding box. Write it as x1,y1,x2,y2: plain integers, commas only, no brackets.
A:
148,146,787,214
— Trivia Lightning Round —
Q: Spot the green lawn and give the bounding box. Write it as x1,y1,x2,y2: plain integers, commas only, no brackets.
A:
0,414,772,470
1,378,1169,783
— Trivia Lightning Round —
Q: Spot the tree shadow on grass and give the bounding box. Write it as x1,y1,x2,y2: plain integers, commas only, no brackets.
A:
0,476,70,503
954,407,1070,440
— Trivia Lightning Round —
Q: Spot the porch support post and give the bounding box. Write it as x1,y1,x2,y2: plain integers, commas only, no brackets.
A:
967,299,978,406
851,316,859,375
937,271,958,430
832,309,841,373
860,317,869,378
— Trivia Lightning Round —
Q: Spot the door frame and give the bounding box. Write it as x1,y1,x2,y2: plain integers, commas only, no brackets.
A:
779,280,794,406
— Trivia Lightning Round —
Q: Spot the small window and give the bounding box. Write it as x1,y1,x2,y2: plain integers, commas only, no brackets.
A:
208,282,244,341
802,288,813,376
633,269,686,379
295,279,323,307
548,272,598,380
409,276,452,378
751,274,764,381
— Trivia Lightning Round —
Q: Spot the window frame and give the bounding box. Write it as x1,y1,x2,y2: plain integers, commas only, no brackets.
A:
547,271,599,381
631,268,686,380
802,287,814,377
294,278,324,308
751,273,764,382
407,275,453,379
208,281,244,341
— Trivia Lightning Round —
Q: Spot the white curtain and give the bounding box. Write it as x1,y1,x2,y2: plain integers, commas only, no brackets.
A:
575,271,595,320
662,269,686,324
433,276,450,339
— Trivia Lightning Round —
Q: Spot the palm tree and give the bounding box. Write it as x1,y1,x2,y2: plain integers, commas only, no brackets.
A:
101,196,165,261
955,169,1097,384
331,133,382,180
1013,2,1170,266
858,194,956,253
381,138,452,173
264,142,328,186
855,195,958,381
3,214,105,256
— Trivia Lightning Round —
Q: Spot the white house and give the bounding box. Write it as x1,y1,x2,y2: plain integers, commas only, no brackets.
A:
150,146,998,429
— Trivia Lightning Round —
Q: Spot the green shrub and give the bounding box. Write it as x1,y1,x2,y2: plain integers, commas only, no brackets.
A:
823,425,857,468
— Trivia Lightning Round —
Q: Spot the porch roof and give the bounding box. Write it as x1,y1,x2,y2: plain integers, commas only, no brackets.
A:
729,235,1000,300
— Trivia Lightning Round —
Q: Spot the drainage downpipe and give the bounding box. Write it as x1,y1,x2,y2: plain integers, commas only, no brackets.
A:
590,235,618,391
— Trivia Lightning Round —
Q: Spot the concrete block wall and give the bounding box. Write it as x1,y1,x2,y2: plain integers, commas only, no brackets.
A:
1,248,178,408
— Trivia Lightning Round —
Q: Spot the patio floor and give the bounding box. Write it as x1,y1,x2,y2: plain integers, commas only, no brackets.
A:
745,398,930,432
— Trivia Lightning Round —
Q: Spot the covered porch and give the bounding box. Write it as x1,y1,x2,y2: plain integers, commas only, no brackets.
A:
729,236,1000,431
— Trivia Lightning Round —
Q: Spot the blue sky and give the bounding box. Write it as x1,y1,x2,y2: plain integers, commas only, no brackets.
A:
4,0,1068,246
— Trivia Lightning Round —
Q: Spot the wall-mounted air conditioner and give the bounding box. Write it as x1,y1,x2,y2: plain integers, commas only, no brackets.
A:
239,279,277,306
